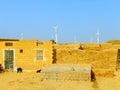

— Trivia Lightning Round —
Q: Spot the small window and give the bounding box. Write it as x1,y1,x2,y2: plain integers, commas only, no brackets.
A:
36,50,44,60
20,49,23,53
5,43,13,46
36,42,44,46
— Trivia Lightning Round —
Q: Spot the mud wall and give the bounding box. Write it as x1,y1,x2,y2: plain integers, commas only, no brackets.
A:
53,43,119,77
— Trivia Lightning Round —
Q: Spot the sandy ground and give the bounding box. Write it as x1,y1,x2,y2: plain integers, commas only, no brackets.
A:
0,72,120,90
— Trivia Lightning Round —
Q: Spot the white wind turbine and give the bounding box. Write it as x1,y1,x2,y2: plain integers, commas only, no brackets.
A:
96,30,100,43
54,25,58,43
20,33,24,40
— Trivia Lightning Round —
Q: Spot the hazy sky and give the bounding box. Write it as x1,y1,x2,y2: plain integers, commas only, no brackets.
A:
0,0,120,43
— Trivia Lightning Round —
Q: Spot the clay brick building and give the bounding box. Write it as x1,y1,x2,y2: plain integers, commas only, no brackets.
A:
0,39,53,71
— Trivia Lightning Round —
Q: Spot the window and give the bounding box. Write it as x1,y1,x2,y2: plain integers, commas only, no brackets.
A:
36,50,44,60
5,43,13,46
20,49,23,53
36,41,44,46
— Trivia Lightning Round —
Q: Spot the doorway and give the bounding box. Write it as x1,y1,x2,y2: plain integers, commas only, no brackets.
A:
4,50,14,70
117,49,120,69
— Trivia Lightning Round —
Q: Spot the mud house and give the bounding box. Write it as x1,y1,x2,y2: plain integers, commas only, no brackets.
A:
0,38,53,71
1,38,120,77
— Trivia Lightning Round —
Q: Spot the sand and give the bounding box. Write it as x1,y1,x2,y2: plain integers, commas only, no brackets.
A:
0,72,120,90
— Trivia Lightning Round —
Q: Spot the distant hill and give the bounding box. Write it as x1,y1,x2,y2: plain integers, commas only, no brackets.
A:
107,40,120,44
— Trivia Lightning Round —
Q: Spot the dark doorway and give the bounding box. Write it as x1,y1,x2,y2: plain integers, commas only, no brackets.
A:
4,50,14,70
117,49,120,69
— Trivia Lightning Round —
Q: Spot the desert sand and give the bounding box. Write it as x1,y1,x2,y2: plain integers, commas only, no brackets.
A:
0,71,120,90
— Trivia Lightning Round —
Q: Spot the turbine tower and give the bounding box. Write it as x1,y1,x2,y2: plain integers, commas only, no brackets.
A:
74,36,76,43
90,37,93,43
54,25,58,44
20,33,24,40
96,31,100,43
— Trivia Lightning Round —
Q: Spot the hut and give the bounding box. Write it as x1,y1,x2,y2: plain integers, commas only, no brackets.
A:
0,38,53,72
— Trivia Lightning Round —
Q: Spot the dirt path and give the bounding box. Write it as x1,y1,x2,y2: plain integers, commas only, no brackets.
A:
0,72,120,90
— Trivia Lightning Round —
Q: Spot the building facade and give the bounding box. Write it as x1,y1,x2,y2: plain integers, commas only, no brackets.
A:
0,39,53,71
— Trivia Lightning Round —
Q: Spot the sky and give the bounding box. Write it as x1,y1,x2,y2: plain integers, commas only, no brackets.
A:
0,0,120,43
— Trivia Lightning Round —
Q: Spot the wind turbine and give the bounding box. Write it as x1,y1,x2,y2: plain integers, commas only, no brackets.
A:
54,25,58,44
20,33,24,40
51,35,54,40
90,37,93,43
96,30,100,43
74,36,77,43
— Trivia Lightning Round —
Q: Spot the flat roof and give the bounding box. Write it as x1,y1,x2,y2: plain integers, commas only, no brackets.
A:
0,38,19,41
